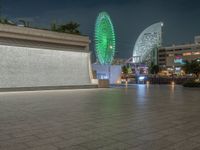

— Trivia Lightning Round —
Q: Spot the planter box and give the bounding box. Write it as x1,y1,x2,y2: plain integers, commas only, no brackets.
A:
98,79,110,88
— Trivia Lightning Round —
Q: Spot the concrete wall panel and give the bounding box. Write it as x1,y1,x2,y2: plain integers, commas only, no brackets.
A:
0,45,91,88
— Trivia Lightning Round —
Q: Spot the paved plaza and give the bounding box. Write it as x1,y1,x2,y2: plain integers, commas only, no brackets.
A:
0,85,200,150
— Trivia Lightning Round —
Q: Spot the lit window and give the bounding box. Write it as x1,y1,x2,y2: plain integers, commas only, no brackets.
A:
183,52,191,56
168,54,174,57
192,52,200,55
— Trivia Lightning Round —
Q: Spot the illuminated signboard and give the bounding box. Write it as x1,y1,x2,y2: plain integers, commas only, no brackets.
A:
174,56,185,65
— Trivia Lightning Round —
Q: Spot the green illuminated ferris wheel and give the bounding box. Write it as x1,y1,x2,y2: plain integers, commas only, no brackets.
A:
95,12,116,65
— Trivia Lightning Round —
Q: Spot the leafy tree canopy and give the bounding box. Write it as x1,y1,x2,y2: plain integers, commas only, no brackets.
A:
182,59,200,77
149,62,160,74
51,21,81,35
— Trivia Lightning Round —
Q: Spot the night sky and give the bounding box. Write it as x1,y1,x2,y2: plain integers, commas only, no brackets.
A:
2,0,200,60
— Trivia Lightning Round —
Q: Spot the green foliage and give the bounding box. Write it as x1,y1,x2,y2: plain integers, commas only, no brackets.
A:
0,17,16,25
183,79,200,87
51,23,57,31
52,21,81,35
0,17,81,35
122,66,128,75
182,60,200,76
0,18,9,24
127,66,132,74
149,62,160,74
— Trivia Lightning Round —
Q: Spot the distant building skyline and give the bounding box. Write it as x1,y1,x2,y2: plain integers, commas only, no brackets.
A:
1,0,200,59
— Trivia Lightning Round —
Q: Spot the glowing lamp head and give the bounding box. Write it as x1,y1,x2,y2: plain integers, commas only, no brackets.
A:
139,76,145,81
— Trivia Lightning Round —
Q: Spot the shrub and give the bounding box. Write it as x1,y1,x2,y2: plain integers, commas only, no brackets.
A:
183,79,200,87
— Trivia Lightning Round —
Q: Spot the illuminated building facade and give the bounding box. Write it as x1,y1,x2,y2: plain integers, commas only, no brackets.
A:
158,36,200,73
133,22,163,65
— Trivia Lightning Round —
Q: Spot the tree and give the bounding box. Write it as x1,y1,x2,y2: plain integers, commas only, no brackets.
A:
122,66,128,75
149,62,160,74
127,66,132,74
182,61,191,74
182,60,200,77
0,18,15,25
0,18,7,24
55,21,81,35
51,23,57,31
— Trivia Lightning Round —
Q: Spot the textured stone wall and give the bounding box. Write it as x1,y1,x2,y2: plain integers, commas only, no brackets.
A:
0,45,91,88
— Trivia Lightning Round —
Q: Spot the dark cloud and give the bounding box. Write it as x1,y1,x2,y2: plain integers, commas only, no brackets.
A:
2,0,200,60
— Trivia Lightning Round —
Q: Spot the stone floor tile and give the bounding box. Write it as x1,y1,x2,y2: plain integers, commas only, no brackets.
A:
28,145,58,150
97,142,132,150
164,139,200,150
0,85,199,149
